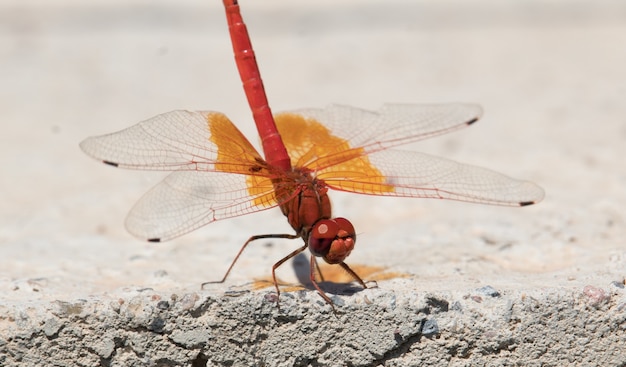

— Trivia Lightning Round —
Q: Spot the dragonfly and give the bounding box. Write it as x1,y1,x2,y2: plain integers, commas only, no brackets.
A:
80,0,544,310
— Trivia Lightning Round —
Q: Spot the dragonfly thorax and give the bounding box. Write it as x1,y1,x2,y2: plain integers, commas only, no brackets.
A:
272,169,357,264
276,170,331,236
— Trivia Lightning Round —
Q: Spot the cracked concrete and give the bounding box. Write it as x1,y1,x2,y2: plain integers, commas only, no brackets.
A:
2,284,625,366
1,0,626,366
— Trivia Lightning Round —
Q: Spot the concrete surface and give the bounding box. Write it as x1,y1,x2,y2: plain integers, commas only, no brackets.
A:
1,0,625,366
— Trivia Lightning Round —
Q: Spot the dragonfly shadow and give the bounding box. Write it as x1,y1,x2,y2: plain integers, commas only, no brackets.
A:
291,253,366,296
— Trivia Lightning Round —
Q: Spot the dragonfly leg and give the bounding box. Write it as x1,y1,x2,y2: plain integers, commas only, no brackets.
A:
312,257,326,283
201,233,298,289
309,255,338,313
339,262,367,289
270,243,308,309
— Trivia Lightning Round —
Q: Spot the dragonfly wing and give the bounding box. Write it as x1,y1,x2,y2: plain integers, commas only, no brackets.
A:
80,110,263,173
321,149,544,206
275,103,482,159
125,170,278,241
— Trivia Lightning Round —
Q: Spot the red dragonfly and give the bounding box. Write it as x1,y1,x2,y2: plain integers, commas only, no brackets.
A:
80,0,544,309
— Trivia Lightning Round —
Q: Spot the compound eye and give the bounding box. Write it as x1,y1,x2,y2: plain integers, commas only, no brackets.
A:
333,217,356,239
308,219,339,257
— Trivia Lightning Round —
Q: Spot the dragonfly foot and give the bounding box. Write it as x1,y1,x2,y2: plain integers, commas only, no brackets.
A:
200,279,225,290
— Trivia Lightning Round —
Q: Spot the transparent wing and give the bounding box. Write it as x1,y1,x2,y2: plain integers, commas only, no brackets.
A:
275,104,543,206
79,110,263,173
275,104,482,168
80,110,282,241
320,149,544,206
125,170,279,241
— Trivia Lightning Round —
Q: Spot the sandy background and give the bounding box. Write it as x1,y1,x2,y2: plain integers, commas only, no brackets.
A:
1,0,625,306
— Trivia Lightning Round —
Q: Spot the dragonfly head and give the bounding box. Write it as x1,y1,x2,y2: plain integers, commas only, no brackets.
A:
308,217,356,264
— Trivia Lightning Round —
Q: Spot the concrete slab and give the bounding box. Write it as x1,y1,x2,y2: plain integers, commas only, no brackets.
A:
1,0,625,365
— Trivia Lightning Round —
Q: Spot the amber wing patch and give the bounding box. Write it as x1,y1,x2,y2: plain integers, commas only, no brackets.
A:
207,112,277,208
274,113,394,194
